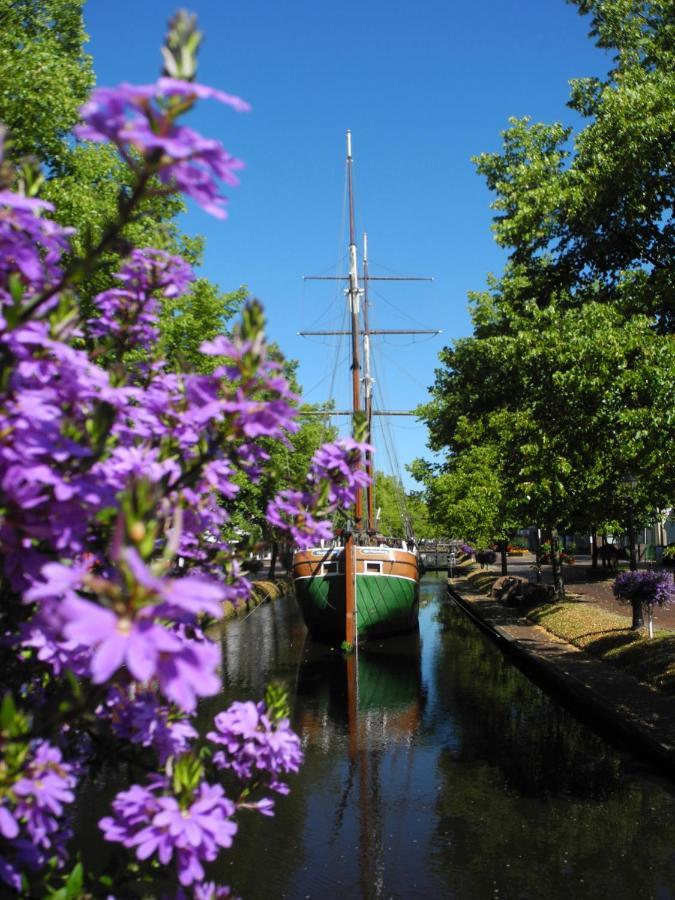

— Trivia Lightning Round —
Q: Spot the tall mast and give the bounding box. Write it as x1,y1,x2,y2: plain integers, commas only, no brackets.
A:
362,232,375,531
346,130,363,529
345,130,361,648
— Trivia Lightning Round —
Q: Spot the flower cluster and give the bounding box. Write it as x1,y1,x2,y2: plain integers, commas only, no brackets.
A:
100,778,237,887
105,687,197,764
76,79,249,219
459,543,474,556
0,741,76,892
0,11,373,896
308,437,372,507
613,569,675,607
0,185,73,317
207,700,304,798
89,248,193,349
266,438,371,548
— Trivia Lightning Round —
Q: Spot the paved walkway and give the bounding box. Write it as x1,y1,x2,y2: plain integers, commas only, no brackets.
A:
482,552,675,629
449,576,675,771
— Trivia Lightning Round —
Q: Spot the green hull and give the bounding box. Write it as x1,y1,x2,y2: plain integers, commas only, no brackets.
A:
295,573,419,644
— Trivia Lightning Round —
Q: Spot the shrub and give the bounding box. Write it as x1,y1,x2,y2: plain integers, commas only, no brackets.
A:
475,549,497,567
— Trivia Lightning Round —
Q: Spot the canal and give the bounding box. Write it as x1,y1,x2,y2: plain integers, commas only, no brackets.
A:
196,574,675,899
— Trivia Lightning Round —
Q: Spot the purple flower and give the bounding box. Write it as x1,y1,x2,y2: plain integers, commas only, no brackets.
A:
89,249,195,349
613,570,675,607
8,741,76,861
189,883,236,900
266,490,335,549
207,700,303,796
0,805,19,840
309,437,372,507
100,779,237,887
106,687,196,764
0,190,73,307
76,80,249,218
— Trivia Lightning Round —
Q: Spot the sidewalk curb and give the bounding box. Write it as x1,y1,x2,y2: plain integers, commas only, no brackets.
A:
448,582,675,776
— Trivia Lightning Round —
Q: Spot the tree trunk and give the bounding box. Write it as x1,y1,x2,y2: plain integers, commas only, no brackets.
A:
535,528,542,584
601,534,608,569
498,539,508,575
268,541,278,581
591,531,599,569
627,506,638,572
550,528,565,600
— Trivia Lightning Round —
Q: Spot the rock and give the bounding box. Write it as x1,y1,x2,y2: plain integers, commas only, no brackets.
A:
491,575,528,605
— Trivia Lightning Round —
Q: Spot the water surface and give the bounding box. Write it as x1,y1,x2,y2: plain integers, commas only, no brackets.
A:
203,575,675,899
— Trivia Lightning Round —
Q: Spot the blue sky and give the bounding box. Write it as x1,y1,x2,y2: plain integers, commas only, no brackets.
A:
84,1,611,488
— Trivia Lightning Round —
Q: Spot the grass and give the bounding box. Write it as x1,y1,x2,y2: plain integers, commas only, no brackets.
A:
455,564,675,697
527,601,675,696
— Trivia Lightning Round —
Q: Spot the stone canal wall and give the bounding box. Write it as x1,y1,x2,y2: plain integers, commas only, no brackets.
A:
222,576,293,619
448,574,675,775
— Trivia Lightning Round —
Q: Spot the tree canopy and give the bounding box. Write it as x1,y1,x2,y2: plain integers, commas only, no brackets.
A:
417,0,675,575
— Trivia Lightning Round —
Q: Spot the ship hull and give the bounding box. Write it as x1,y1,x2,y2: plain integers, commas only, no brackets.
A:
293,546,419,644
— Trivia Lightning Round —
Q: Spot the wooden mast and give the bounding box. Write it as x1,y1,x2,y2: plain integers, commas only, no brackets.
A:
362,232,375,532
345,129,361,646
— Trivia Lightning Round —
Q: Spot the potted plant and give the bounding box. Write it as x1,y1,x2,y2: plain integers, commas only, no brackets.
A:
613,570,675,638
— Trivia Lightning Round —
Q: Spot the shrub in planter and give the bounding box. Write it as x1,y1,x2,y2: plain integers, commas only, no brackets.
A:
613,570,675,638
509,537,529,550
662,545,675,566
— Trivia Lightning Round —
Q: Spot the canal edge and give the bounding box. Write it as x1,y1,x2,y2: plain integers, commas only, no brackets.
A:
447,581,675,777
222,576,293,619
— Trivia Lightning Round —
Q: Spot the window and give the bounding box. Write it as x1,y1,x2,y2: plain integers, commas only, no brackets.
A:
366,562,382,574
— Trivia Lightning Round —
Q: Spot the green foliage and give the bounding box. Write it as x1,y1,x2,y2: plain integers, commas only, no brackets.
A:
372,471,433,539
0,0,93,170
160,283,246,374
420,2,675,552
264,681,290,724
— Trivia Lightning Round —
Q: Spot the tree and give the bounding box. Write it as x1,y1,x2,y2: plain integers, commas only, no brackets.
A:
473,0,674,330
0,0,93,170
419,1,674,596
372,470,433,539
0,0,241,342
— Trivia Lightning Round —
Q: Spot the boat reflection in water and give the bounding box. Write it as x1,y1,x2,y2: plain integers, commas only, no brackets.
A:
296,631,424,751
294,630,424,894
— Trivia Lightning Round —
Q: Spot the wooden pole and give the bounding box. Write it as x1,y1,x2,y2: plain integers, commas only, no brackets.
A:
345,531,357,645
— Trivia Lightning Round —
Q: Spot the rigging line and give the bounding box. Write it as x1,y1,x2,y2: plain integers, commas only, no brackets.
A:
372,414,410,533
368,284,436,331
326,302,349,409
368,256,430,278
301,364,342,401
371,353,413,533
377,346,432,391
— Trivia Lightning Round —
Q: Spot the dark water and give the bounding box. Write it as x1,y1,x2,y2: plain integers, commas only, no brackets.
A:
198,575,675,899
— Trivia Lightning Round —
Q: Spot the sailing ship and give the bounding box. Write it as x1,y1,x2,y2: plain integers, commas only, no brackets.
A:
292,132,438,645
